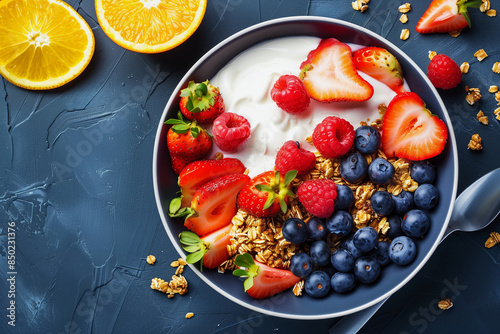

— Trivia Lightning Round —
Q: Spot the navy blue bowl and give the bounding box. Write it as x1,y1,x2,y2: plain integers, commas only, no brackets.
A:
152,16,458,319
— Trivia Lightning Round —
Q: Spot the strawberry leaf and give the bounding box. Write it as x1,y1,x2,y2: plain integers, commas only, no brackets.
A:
232,269,249,277
262,192,276,210
186,251,204,264
243,277,254,292
179,231,202,245
284,170,298,186
169,196,182,213
190,126,200,138
234,253,254,268
233,253,259,292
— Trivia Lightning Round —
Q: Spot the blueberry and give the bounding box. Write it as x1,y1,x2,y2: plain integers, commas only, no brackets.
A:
386,215,404,239
321,263,337,277
389,236,417,266
414,184,439,210
370,191,394,216
353,226,378,252
368,241,391,266
354,125,381,154
354,256,381,284
310,240,331,266
340,235,363,260
282,218,309,244
402,209,430,238
391,190,414,216
331,272,357,293
326,210,353,236
411,161,436,184
304,271,331,298
290,252,314,278
335,185,355,210
330,248,355,272
340,153,368,184
368,158,395,184
307,217,328,240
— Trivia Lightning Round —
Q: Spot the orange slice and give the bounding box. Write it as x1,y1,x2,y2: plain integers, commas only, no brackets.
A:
95,0,207,54
0,0,95,90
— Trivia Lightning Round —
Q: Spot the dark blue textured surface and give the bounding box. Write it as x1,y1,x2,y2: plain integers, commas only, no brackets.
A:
1,1,499,333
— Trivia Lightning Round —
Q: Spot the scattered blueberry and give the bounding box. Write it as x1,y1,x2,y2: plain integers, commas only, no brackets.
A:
340,153,368,184
411,161,436,184
335,185,355,210
331,272,357,293
414,184,439,210
304,271,331,298
391,190,414,216
307,217,328,240
340,235,363,260
370,191,394,216
326,210,353,237
389,236,417,266
368,157,395,185
310,240,331,266
354,256,381,284
386,215,404,239
330,248,355,272
368,241,391,266
290,252,314,278
282,218,309,244
402,209,430,238
354,125,381,154
353,226,378,252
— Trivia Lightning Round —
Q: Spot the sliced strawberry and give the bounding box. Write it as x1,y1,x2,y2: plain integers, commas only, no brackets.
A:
233,253,301,299
416,0,482,34
299,38,373,102
352,47,405,93
179,224,232,270
178,158,246,207
182,173,250,236
381,92,448,160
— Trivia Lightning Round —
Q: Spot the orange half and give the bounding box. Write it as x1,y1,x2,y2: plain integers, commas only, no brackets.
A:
95,0,207,54
0,0,95,90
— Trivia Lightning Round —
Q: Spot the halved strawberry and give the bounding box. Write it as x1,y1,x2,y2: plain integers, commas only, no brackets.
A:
179,225,232,270
416,0,482,34
299,38,373,102
171,173,250,237
352,47,405,93
178,158,246,207
233,253,301,299
381,92,448,160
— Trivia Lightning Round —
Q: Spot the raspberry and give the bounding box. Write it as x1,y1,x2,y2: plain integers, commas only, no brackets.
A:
275,140,316,176
427,54,462,90
297,179,337,218
312,116,355,158
212,112,251,151
270,74,310,114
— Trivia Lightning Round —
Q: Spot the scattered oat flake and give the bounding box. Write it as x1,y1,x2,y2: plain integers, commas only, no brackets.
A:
492,62,500,74
170,260,180,267
476,111,489,125
495,92,500,101
438,298,453,310
400,29,410,40
428,51,437,60
178,258,187,265
466,88,481,105
398,3,411,13
460,62,470,74
185,312,195,319
400,13,408,24
494,107,500,120
480,0,490,12
487,9,497,17
489,85,498,93
474,49,488,61
146,255,156,265
449,30,461,37
468,134,483,150
293,280,304,296
485,232,500,248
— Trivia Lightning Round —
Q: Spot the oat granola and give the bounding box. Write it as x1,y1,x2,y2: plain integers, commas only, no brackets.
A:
468,134,483,150
485,231,500,248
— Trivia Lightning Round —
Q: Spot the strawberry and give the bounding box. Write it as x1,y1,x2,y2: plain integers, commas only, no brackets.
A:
179,80,225,124
416,0,482,34
170,173,250,237
299,38,373,102
178,158,247,207
275,140,316,176
165,112,213,174
179,225,232,270
352,47,405,93
237,170,297,218
212,112,251,151
381,92,448,161
270,74,310,114
427,54,462,89
312,116,355,159
297,179,338,218
233,253,301,299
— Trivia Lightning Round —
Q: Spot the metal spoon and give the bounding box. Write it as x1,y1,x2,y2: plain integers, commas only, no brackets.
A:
330,167,500,333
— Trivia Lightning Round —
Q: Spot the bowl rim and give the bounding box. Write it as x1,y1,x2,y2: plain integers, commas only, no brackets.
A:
152,15,459,320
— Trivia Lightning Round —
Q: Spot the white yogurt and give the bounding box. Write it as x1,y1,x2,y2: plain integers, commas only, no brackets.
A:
209,36,399,177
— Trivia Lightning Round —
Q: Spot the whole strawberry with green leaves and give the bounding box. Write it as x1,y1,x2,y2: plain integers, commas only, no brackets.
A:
180,80,225,124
